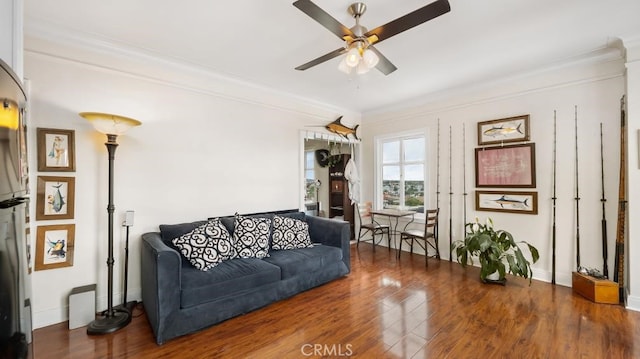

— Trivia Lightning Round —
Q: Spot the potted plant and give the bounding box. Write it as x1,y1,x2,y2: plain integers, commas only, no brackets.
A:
451,217,540,284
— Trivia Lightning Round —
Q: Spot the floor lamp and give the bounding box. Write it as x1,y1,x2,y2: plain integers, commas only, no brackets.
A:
80,112,141,335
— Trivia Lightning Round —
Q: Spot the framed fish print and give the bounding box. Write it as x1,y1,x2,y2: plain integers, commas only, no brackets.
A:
37,128,76,172
476,190,538,215
477,115,530,146
475,143,536,188
35,224,75,271
36,176,75,220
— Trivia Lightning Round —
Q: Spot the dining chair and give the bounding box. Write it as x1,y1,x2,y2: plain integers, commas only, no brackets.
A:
356,202,391,251
398,209,440,266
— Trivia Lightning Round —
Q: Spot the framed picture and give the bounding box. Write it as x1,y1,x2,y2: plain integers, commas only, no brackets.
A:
476,190,538,215
477,115,530,146
475,143,536,188
35,224,75,271
37,128,76,172
36,176,75,220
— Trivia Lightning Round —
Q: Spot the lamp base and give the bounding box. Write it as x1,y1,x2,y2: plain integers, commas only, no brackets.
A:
86,309,131,335
114,300,137,315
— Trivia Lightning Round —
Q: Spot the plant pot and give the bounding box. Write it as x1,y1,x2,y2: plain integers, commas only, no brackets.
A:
482,271,506,285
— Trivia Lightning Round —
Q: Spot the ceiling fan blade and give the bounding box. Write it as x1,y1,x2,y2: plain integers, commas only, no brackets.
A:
365,0,450,43
295,47,347,71
293,0,354,39
367,46,397,75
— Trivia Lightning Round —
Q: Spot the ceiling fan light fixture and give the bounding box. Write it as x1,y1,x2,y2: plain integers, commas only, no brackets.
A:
356,61,370,74
345,47,361,67
362,48,379,68
338,57,352,74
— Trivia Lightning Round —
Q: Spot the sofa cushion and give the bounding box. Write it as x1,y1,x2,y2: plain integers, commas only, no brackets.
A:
263,245,343,279
159,220,207,250
171,219,235,271
180,258,281,308
271,215,313,250
233,214,271,259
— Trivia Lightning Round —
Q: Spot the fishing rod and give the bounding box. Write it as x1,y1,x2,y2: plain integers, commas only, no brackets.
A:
449,125,453,262
436,119,441,247
614,95,627,301
552,111,557,285
436,119,441,215
574,105,581,271
462,123,467,232
599,123,609,279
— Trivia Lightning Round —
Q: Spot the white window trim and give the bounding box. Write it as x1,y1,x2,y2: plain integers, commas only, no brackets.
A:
374,128,429,219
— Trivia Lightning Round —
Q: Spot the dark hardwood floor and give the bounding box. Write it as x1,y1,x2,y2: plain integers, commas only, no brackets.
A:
33,243,640,358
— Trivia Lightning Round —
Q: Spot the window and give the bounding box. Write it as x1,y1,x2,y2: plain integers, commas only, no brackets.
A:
304,150,316,203
376,133,426,214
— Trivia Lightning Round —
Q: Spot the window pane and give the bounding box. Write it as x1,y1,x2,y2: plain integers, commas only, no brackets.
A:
305,169,314,180
404,164,424,181
305,179,316,202
383,164,400,209
403,137,424,162
383,140,400,163
305,151,315,169
383,181,400,209
404,180,424,213
383,165,400,180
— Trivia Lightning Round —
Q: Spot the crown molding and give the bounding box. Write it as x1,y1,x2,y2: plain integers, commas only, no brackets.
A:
621,33,640,63
23,16,360,122
363,45,625,123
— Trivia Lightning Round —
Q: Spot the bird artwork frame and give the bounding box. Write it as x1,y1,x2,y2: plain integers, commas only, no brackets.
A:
36,176,75,220
37,128,76,172
35,224,75,271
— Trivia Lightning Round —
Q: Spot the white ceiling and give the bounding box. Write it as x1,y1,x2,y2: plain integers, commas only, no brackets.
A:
23,0,640,114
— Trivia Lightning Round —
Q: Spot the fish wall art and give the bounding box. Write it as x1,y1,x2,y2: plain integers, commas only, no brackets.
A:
477,115,530,146
36,176,76,220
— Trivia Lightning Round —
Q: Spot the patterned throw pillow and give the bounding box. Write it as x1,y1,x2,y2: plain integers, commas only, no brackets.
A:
172,218,234,271
233,214,271,259
272,215,313,250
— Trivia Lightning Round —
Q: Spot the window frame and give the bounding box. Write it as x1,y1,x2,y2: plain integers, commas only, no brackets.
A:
374,129,428,219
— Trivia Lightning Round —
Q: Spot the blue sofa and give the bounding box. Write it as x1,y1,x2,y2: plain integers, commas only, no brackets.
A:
141,211,350,345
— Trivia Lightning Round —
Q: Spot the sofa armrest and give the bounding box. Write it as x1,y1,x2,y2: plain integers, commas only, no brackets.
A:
141,232,182,344
306,216,350,272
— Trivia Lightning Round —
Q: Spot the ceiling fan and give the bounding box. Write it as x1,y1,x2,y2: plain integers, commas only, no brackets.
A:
293,0,451,75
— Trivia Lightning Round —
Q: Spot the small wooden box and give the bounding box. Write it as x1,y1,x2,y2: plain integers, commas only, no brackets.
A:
572,272,619,304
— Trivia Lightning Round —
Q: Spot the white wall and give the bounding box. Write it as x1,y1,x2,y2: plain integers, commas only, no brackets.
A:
24,45,360,328
361,53,627,288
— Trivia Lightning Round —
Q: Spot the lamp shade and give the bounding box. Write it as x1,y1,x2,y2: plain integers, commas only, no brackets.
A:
362,49,379,68
79,112,141,135
338,57,352,74
0,99,19,130
345,48,360,68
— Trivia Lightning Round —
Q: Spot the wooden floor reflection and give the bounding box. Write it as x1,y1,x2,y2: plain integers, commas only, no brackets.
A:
34,243,640,358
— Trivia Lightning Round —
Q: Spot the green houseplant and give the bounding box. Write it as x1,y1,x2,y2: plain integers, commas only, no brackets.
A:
452,217,540,284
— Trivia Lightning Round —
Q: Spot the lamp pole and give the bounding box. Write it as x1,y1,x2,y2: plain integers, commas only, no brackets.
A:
87,134,131,334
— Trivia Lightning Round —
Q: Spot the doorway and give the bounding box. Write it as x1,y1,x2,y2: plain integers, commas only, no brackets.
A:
300,131,359,219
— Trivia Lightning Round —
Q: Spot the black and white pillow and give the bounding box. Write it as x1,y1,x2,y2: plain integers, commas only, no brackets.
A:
271,215,313,250
172,218,234,271
233,214,271,259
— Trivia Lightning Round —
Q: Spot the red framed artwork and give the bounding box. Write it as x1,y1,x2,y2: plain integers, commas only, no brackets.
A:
475,143,536,188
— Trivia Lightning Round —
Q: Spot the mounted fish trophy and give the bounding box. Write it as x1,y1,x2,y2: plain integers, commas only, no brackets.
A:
325,116,359,140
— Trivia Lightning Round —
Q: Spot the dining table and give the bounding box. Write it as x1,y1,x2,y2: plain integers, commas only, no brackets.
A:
369,208,417,250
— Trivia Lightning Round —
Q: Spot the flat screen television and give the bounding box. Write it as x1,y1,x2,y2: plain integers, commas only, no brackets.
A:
0,58,28,202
